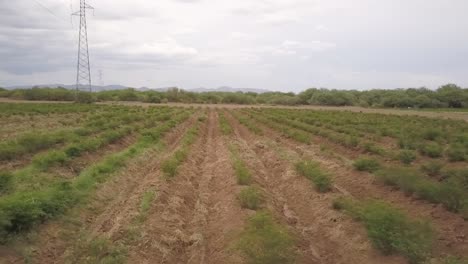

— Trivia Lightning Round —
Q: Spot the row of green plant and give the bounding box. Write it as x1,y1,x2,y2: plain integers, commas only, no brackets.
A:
353,157,468,217
295,160,333,192
230,110,263,135
0,105,158,161
0,108,182,195
218,111,233,135
0,110,192,241
333,197,433,263
161,122,201,178
0,102,105,116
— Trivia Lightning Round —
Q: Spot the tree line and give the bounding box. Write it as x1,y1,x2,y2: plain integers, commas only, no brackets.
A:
0,84,467,108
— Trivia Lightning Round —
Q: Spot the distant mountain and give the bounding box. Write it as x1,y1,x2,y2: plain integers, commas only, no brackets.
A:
190,86,270,94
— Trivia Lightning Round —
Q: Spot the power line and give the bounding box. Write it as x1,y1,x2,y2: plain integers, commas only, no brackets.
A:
31,0,68,22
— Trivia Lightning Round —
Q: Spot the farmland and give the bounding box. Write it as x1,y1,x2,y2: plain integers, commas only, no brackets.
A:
0,102,467,264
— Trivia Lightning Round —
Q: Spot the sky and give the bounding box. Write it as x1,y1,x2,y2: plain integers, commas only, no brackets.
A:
0,0,468,92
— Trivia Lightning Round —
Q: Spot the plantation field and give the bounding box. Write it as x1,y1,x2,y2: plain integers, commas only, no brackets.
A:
0,102,467,264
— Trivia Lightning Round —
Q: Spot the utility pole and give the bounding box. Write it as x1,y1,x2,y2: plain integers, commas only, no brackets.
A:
73,0,93,94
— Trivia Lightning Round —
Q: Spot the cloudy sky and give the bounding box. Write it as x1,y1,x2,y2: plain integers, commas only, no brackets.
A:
1,0,467,92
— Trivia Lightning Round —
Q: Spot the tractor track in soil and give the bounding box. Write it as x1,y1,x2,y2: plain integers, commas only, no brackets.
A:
226,111,468,260
224,111,403,264
126,110,247,264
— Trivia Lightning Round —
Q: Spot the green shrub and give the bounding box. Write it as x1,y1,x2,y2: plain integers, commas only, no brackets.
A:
295,161,332,192
398,135,418,150
422,128,442,141
0,172,13,194
447,144,466,162
161,158,179,178
375,167,422,195
353,157,381,172
32,150,69,171
398,150,417,164
334,198,433,263
438,179,466,212
420,162,443,177
236,211,295,264
238,187,263,210
234,159,252,185
419,142,443,158
363,143,386,156
65,145,83,157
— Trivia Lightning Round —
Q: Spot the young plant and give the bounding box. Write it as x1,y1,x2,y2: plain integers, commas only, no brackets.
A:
398,150,417,165
238,186,263,210
334,197,433,264
236,211,296,264
295,161,332,192
353,157,381,172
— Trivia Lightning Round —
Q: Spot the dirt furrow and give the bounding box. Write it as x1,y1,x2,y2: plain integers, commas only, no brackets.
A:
230,111,468,259
25,115,198,264
225,111,403,264
126,110,246,264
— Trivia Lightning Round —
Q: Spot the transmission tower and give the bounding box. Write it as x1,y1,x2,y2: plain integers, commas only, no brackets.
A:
73,0,94,93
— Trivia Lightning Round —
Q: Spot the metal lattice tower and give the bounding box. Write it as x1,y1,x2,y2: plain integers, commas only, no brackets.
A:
73,0,93,93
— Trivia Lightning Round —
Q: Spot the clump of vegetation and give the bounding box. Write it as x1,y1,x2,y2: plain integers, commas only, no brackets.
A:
446,144,466,162
422,128,443,141
219,112,233,135
363,143,386,156
333,197,433,263
295,161,332,192
353,157,381,172
32,150,69,171
236,211,295,264
234,159,252,185
0,172,13,194
419,142,443,158
238,186,263,210
137,190,156,222
398,150,417,164
420,162,443,177
162,126,199,178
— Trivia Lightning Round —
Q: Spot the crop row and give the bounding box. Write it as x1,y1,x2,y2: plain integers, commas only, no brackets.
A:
0,108,192,240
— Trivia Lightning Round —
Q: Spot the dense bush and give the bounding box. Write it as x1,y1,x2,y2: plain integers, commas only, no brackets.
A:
0,172,13,194
2,83,467,108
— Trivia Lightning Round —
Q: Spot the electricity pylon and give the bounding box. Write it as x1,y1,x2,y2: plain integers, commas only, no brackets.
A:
73,0,93,93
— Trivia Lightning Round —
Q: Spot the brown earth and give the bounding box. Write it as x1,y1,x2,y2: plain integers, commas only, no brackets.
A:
225,110,468,261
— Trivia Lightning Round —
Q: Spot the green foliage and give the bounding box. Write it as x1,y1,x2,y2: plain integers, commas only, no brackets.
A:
447,144,466,162
219,112,233,135
236,211,295,264
0,172,13,194
422,128,442,141
238,187,263,210
66,235,127,264
32,150,68,171
419,142,443,158
137,190,156,222
0,132,66,161
234,159,252,185
353,157,381,172
420,162,443,177
398,150,417,164
334,198,433,263
295,161,332,192
2,84,468,108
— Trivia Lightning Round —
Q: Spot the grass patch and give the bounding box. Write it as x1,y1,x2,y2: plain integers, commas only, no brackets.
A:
295,160,332,192
219,112,233,135
64,234,127,264
137,189,156,222
162,125,200,178
419,142,443,158
234,159,252,185
238,186,263,210
236,211,296,264
353,157,381,172
333,197,433,263
0,172,13,194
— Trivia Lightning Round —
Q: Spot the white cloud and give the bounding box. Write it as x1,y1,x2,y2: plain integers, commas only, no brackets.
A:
1,0,468,90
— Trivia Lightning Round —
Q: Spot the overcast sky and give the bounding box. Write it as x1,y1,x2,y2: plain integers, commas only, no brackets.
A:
1,0,467,92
